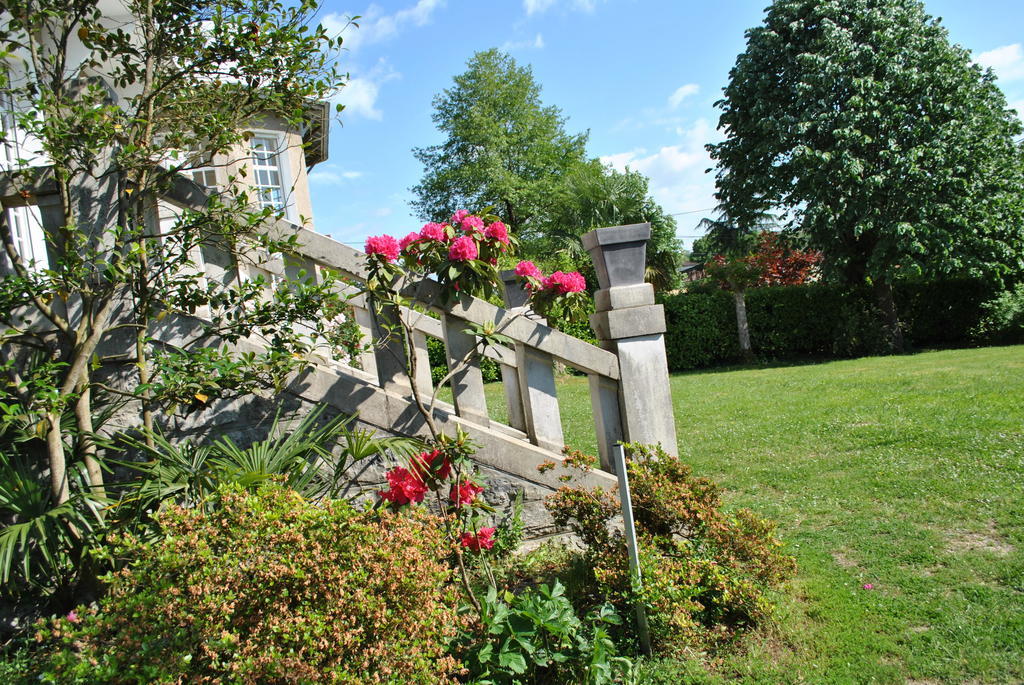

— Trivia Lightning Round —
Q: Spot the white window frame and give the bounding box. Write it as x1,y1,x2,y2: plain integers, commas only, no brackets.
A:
189,166,219,193
247,131,295,222
3,204,48,272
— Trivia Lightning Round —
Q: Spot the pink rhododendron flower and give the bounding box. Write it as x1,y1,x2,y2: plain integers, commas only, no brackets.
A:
542,270,586,294
450,209,469,224
398,232,420,252
67,611,80,624
364,235,400,263
379,466,427,505
448,235,478,262
450,480,484,506
461,215,485,232
461,526,497,552
515,260,542,280
411,449,451,482
484,221,509,245
419,222,446,242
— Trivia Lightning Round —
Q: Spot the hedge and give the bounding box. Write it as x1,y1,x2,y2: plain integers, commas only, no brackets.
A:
659,278,1012,371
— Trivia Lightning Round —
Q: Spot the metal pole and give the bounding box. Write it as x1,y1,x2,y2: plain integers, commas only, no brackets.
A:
613,443,652,656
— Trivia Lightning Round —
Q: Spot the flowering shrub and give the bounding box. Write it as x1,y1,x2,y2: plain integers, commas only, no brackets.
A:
545,443,796,654
363,210,588,319
364,234,401,263
460,526,496,552
35,485,463,684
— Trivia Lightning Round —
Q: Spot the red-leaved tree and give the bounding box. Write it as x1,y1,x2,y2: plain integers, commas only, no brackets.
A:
705,232,821,361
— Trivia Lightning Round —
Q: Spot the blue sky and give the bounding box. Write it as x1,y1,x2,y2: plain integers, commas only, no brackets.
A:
309,0,1024,250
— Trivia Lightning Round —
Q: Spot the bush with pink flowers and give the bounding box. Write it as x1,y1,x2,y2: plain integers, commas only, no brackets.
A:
363,210,589,319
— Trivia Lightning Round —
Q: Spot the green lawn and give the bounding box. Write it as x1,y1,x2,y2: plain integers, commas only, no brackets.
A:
487,345,1024,683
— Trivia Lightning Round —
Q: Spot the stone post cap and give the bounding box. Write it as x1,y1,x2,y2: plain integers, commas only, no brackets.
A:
581,223,651,290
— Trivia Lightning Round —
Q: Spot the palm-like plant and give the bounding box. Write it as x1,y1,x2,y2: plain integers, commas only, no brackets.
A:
120,405,423,516
0,453,105,603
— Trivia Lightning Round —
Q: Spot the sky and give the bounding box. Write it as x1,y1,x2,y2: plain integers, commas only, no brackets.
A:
307,0,1024,251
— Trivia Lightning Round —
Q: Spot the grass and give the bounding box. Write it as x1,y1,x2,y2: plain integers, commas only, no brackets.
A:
481,345,1024,683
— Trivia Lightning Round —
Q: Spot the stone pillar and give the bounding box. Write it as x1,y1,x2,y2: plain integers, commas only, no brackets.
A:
500,270,563,451
583,223,678,458
441,311,489,427
499,271,528,431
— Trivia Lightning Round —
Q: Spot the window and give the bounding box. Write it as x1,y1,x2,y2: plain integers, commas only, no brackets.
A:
190,167,218,192
3,205,48,271
2,70,48,271
249,135,287,212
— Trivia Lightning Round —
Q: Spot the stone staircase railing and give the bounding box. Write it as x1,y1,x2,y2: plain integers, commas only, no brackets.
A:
3,171,678,507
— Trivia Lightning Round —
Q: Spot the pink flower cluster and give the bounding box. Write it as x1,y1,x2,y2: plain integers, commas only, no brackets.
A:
378,466,427,505
364,235,400,263
514,261,587,294
543,270,587,294
450,480,484,506
448,235,478,262
364,211,509,274
484,221,509,245
461,527,496,552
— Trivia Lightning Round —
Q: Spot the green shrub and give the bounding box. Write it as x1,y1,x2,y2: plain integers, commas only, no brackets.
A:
545,444,796,654
973,283,1024,344
35,485,462,684
660,290,740,369
660,278,1002,371
458,582,631,684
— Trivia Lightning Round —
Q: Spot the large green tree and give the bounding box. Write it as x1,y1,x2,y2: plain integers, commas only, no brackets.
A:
411,49,589,240
412,49,683,292
708,0,1024,349
536,163,683,291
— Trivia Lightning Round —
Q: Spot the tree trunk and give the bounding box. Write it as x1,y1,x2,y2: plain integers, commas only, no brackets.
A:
873,277,904,353
74,384,106,502
46,410,69,505
733,290,755,363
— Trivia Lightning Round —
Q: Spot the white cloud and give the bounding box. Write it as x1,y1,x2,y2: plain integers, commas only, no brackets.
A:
667,83,699,109
523,0,556,15
523,0,598,16
976,43,1024,82
336,59,400,120
501,33,545,51
322,0,443,54
600,120,721,237
309,164,364,185
374,207,393,217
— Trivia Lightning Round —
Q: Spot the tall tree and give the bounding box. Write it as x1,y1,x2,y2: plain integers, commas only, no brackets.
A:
0,0,350,508
411,49,589,240
536,163,683,292
708,0,1024,350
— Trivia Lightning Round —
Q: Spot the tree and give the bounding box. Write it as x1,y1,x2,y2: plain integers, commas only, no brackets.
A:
411,49,589,241
534,163,683,292
705,232,822,362
708,0,1024,350
694,204,778,261
0,0,350,514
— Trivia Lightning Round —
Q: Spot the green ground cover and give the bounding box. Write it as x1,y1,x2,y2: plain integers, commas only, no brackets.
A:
484,345,1024,683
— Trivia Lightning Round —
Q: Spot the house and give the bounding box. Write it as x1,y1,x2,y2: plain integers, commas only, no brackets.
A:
1,3,330,276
